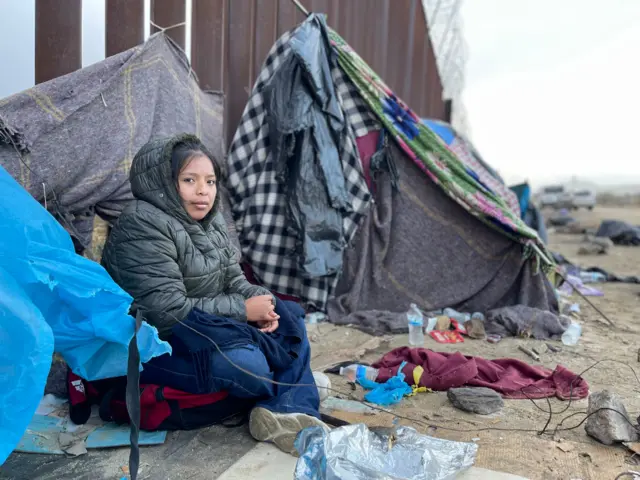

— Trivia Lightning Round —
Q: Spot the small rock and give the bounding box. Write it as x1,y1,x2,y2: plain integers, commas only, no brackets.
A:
578,243,606,255
447,387,504,415
585,390,639,445
464,318,486,339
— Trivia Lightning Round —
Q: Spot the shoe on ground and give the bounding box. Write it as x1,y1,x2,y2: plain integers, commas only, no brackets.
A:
249,407,329,456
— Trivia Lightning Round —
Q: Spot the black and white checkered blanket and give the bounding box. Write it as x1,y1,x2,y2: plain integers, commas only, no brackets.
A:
226,27,379,310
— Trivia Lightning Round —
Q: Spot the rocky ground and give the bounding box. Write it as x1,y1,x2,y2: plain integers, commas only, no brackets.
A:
311,205,640,480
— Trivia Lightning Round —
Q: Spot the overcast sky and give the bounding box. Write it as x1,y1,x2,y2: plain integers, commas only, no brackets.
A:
462,0,640,187
2,1,639,188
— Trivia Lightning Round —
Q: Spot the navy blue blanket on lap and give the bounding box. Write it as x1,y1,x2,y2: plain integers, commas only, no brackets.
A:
170,300,305,373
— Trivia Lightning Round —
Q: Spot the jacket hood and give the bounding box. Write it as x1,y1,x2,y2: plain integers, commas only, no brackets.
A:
129,133,220,228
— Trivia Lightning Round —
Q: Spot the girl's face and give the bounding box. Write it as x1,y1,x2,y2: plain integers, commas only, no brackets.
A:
176,154,217,221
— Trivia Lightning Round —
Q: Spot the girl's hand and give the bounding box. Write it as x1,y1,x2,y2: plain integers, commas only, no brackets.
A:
257,318,279,333
245,295,279,322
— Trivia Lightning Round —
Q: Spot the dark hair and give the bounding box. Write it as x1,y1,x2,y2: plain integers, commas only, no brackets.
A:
171,140,220,180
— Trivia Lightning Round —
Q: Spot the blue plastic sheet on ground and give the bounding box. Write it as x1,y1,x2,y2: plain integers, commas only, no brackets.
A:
86,424,167,449
357,372,412,406
0,165,170,464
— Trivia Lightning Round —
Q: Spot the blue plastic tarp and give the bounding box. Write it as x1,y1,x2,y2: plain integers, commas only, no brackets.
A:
422,118,456,145
0,165,170,464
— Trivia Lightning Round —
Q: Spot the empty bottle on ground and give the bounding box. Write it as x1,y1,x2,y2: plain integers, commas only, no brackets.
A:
339,364,379,383
561,321,582,345
407,303,425,346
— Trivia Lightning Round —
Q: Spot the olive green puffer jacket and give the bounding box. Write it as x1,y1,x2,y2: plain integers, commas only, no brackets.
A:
102,134,272,337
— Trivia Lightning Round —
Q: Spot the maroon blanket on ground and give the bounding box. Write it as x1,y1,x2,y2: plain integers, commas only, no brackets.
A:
373,347,589,400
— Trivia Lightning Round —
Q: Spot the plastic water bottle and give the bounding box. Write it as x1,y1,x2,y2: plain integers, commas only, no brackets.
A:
339,364,379,383
561,321,582,346
407,303,425,346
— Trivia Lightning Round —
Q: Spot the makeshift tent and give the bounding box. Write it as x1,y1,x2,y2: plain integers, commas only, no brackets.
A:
422,118,520,216
226,15,557,333
0,33,225,250
419,120,548,244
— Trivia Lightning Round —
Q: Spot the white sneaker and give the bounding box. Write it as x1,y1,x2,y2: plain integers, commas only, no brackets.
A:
249,407,328,456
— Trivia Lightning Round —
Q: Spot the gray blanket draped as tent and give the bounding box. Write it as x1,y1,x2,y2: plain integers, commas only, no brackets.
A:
0,34,225,249
327,137,558,335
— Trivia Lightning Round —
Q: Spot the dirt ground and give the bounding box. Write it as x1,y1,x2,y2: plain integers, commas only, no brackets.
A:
311,206,640,480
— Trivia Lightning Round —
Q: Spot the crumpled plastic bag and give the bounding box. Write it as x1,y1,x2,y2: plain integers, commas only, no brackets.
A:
263,14,351,278
294,424,477,480
358,372,412,406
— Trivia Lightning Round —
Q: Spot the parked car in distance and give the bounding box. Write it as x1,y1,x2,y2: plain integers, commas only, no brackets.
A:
539,185,570,208
571,189,596,210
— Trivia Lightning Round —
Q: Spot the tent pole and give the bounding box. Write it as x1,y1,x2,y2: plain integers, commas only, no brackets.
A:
291,0,310,17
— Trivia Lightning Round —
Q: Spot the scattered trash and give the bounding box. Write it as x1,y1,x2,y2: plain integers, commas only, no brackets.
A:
435,315,452,332
373,347,589,399
58,433,87,457
558,275,604,297
321,397,377,415
532,343,548,356
447,387,504,415
424,316,438,333
579,271,607,283
294,424,478,480
430,330,464,344
313,372,331,402
545,343,562,353
585,391,639,445
443,308,471,324
561,321,582,346
450,319,467,335
518,345,540,362
487,334,502,344
306,312,327,324
406,304,424,346
562,302,581,317
358,372,413,406
306,312,326,342
339,364,379,383
464,317,486,339
35,394,68,417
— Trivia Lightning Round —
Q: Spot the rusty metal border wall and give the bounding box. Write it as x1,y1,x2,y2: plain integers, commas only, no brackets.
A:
35,0,446,144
